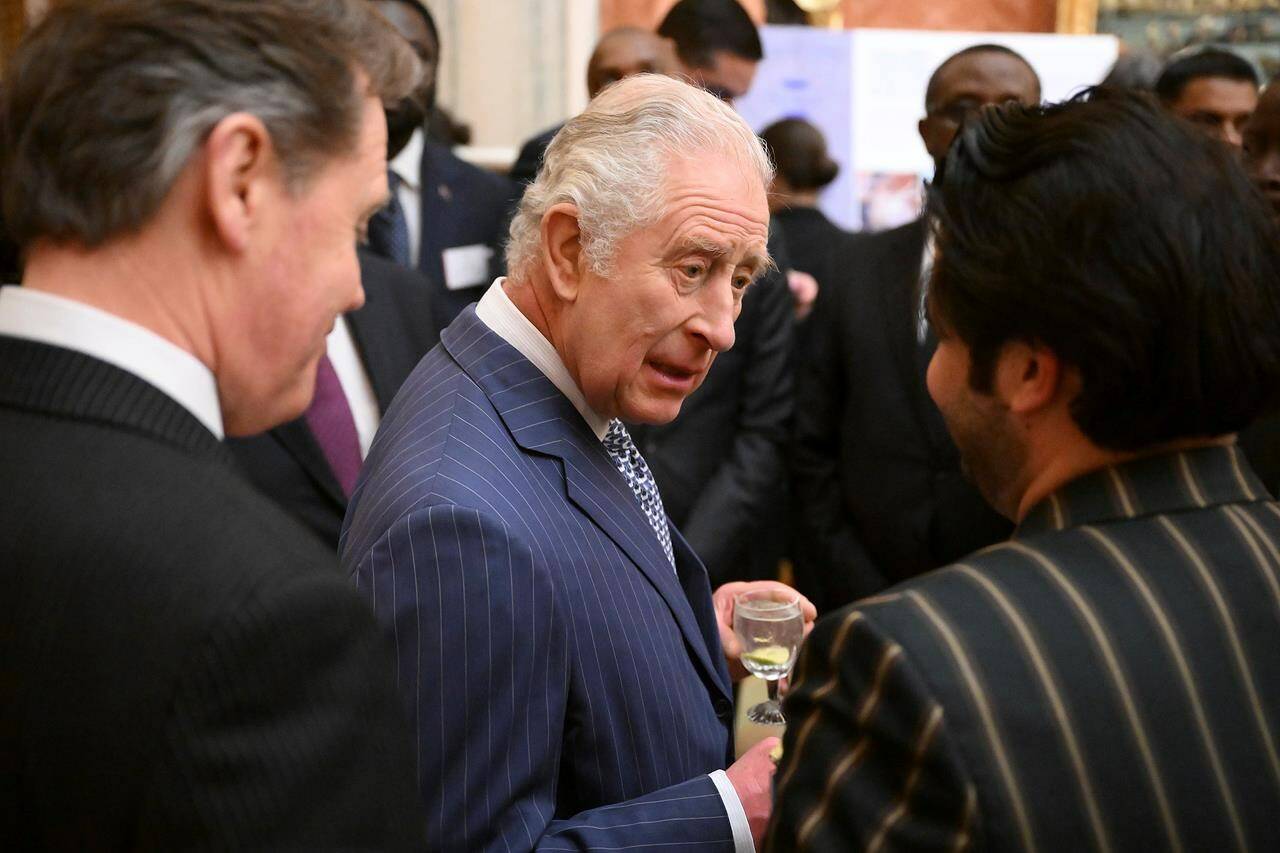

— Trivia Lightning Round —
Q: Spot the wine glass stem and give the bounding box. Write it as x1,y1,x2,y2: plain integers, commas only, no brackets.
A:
767,677,780,705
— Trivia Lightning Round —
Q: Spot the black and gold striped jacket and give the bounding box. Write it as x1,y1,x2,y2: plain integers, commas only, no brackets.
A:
768,445,1280,852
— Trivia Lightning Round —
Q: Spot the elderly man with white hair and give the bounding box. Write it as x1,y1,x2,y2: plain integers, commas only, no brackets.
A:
341,74,815,852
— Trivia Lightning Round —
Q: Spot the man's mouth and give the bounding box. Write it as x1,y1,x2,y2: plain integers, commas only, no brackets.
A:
645,358,703,390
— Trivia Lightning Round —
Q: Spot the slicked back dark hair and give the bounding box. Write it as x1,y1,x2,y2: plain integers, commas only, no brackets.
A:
1155,48,1259,103
927,87,1280,451
658,0,763,69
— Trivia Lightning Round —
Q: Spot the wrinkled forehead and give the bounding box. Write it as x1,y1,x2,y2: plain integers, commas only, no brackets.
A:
656,152,769,250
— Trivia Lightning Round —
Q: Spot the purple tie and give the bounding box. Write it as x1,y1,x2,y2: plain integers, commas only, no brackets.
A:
304,353,362,497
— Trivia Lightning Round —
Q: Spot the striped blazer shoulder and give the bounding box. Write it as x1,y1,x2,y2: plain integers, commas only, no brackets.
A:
770,445,1280,852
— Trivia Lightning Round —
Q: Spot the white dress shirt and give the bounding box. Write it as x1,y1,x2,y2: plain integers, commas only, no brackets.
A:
472,278,754,853
0,286,224,438
325,317,380,459
390,127,425,268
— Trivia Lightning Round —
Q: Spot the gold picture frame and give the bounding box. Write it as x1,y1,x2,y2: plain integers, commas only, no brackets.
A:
1057,0,1101,34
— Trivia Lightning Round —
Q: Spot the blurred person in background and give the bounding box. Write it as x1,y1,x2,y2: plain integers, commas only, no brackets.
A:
791,44,1039,612
761,117,848,323
1238,80,1280,498
227,0,441,550
1244,80,1280,222
658,0,763,103
771,87,1280,852
509,26,677,188
1157,47,1259,151
364,0,516,334
0,0,425,846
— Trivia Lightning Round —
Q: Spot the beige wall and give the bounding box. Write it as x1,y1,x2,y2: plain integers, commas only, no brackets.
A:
426,0,599,149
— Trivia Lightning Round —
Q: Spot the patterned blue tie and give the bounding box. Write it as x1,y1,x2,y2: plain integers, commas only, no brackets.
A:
367,170,411,267
603,419,676,571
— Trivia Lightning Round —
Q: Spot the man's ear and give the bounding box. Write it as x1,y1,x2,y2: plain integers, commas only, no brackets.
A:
918,116,949,166
996,340,1062,418
202,112,276,255
540,202,585,303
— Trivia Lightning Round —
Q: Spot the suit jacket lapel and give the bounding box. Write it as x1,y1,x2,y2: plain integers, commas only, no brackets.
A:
879,220,951,453
345,292,399,413
268,417,348,509
441,309,731,703
671,526,733,701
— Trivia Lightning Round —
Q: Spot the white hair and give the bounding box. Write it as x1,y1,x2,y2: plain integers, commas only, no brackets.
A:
506,74,774,280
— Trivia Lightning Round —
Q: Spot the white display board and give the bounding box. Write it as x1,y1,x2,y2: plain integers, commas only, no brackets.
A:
736,27,1120,231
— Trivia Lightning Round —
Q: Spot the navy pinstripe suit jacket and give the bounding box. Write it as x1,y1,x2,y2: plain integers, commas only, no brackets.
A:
341,307,739,852
769,445,1280,851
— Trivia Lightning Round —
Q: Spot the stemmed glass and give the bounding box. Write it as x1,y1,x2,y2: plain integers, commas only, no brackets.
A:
733,589,804,725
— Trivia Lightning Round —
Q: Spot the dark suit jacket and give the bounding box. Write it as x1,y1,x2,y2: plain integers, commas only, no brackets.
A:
629,234,796,586
0,336,423,849
770,445,1280,851
792,218,1011,611
228,250,437,548
341,307,740,852
772,205,847,296
415,140,518,333
509,124,561,188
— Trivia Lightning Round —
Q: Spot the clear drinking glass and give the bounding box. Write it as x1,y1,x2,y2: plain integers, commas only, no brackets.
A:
733,589,804,725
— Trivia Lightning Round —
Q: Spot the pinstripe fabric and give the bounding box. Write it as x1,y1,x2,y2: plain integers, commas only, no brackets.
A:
341,307,739,852
769,445,1280,851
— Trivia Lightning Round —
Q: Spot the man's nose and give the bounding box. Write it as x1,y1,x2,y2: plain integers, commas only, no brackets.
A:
1224,122,1245,150
695,276,738,353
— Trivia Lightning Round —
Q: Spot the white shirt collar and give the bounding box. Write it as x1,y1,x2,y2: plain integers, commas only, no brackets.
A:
473,278,610,440
0,286,224,438
390,127,424,192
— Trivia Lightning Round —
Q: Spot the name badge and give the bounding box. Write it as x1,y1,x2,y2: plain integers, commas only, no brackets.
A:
442,243,494,291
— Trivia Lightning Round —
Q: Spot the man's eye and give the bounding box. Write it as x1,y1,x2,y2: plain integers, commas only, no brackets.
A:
733,275,752,291
680,264,705,279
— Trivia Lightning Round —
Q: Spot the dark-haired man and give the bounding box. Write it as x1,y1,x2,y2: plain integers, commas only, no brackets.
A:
365,0,516,333
791,44,1037,611
509,27,677,188
1157,47,1260,150
658,0,763,103
0,0,424,847
770,89,1280,851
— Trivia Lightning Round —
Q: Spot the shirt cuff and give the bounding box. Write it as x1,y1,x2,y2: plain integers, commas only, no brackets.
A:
709,769,755,853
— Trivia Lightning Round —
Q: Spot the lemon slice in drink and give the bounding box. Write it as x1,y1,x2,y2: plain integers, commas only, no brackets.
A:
742,645,791,668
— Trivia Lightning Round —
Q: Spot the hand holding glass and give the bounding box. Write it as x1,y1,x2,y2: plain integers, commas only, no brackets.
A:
733,589,804,725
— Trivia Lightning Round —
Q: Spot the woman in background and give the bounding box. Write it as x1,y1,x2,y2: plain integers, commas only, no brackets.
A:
761,117,848,317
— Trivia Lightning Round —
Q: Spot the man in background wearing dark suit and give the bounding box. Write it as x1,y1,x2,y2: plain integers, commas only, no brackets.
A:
771,89,1280,851
0,1,424,846
367,0,516,334
228,248,437,548
791,44,1039,611
510,27,677,188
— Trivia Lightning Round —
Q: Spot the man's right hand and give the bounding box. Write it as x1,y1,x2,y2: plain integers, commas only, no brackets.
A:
726,736,781,848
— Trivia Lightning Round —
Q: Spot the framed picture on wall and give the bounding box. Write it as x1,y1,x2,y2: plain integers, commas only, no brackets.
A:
1090,1,1280,78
